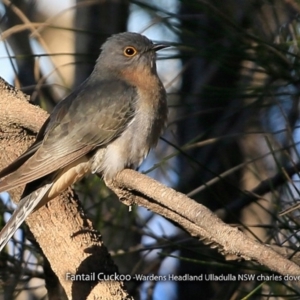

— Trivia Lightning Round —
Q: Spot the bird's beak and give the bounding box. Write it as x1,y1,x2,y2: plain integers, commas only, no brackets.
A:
152,44,169,51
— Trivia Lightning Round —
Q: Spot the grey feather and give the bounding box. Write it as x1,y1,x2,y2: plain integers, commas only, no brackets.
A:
0,32,168,251
0,183,53,252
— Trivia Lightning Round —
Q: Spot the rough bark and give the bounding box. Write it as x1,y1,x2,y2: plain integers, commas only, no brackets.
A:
1,77,300,299
0,77,132,299
106,170,300,276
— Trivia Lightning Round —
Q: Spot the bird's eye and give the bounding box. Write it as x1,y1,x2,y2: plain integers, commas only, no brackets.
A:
124,46,137,57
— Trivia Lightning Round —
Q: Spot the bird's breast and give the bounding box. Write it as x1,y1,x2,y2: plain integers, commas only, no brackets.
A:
91,80,167,180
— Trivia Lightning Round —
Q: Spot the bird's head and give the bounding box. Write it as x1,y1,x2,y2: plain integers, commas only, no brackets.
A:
95,32,167,80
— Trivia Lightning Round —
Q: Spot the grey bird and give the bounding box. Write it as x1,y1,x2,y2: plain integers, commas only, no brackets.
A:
0,32,168,251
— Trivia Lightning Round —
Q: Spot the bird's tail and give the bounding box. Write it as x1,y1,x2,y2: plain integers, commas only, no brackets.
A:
0,183,53,252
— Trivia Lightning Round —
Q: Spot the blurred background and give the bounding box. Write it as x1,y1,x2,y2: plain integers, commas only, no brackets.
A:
1,0,300,299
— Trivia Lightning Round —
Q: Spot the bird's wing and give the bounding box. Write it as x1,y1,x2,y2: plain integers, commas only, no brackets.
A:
0,79,136,192
0,117,52,179
0,141,42,179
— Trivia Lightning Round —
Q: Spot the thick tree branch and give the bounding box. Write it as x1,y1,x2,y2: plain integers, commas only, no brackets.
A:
1,76,300,300
0,78,132,300
106,170,300,276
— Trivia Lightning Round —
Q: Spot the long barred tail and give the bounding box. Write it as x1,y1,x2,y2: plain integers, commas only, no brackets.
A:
0,183,53,252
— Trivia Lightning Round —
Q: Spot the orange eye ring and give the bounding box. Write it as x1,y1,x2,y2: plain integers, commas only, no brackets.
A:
124,46,137,57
